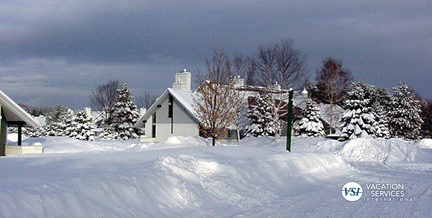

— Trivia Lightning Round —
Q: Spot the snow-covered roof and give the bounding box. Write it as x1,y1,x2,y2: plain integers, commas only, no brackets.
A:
293,91,308,109
134,88,200,128
0,90,39,127
168,88,199,120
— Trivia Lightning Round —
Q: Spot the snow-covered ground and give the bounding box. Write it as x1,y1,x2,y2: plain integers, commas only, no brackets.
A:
1,135,431,217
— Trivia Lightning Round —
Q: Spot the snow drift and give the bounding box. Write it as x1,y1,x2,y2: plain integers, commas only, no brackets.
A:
417,139,432,149
0,136,355,217
2,135,432,217
315,138,419,164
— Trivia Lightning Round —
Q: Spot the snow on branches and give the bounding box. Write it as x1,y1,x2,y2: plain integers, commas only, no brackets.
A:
65,110,96,141
246,92,277,137
339,82,379,140
110,83,141,140
295,98,325,137
388,83,423,139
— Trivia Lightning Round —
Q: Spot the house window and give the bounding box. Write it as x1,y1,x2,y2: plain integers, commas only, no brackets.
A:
152,125,156,138
168,95,173,133
168,96,173,118
151,113,156,138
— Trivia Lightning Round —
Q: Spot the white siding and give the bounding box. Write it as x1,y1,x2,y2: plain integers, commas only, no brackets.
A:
143,94,199,141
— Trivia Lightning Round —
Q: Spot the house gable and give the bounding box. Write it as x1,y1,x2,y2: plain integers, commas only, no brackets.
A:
135,89,199,128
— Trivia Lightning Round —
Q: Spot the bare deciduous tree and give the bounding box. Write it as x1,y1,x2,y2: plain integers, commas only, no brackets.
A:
315,57,353,133
193,50,241,146
267,89,290,141
89,80,119,124
232,55,256,86
230,88,248,142
252,39,306,141
135,91,157,109
255,39,306,89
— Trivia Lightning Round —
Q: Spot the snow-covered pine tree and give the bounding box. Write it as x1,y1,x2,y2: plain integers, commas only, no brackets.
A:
388,83,423,139
110,83,141,140
295,98,325,137
61,110,74,136
44,105,70,136
370,88,391,138
66,109,96,141
246,92,276,137
339,81,379,140
360,83,387,138
98,126,119,140
23,126,45,137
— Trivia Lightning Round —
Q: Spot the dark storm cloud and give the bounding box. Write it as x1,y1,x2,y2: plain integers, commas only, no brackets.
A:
0,0,431,108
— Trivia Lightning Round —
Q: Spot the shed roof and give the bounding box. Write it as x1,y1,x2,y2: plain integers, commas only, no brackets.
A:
0,90,39,127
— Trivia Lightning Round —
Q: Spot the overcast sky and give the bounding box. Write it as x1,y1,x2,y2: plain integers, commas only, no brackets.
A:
1,0,431,109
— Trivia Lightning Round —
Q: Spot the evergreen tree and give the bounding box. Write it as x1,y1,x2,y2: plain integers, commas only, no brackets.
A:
65,110,96,141
371,88,391,138
61,110,74,136
110,83,141,140
44,105,69,136
339,81,379,140
246,93,276,137
388,83,423,139
295,98,325,137
23,126,45,137
98,126,119,140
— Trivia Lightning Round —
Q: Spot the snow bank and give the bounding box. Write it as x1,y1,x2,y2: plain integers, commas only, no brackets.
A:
141,136,208,150
0,137,353,217
417,139,432,149
23,136,139,154
1,136,431,217
161,136,206,146
316,138,418,164
6,133,26,145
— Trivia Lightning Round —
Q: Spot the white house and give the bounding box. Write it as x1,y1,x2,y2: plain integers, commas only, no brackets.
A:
134,69,345,142
134,69,201,142
134,69,301,142
0,90,40,156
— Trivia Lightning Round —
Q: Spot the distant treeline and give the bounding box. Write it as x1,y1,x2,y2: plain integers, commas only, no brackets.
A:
19,104,51,117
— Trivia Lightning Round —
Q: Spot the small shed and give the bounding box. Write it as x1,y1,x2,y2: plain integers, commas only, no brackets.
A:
0,90,39,156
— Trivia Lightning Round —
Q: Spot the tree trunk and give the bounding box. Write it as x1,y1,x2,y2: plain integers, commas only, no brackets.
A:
329,103,333,134
212,137,216,146
274,132,279,142
236,128,241,142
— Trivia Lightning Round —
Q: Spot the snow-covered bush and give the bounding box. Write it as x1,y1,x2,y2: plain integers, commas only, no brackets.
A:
339,82,379,140
295,98,325,137
110,83,141,140
23,126,45,137
44,105,71,136
64,110,96,141
246,93,276,137
98,126,119,140
388,83,423,139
